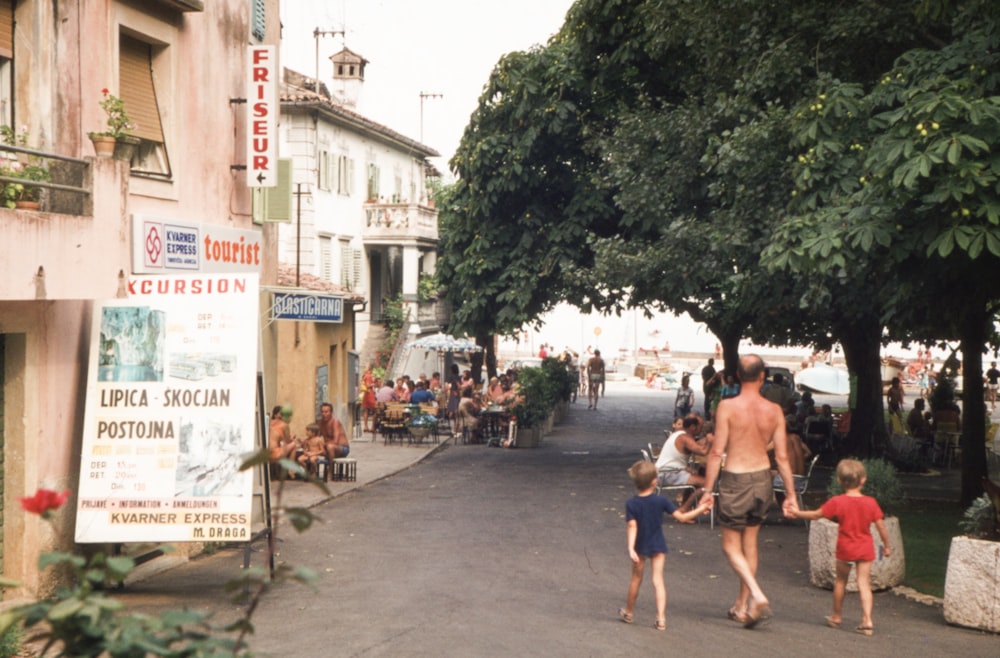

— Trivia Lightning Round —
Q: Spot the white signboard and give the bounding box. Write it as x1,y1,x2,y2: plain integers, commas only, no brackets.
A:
75,273,259,543
247,45,277,187
132,214,262,274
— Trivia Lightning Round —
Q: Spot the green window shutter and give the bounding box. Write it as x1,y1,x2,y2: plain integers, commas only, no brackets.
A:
258,158,292,222
251,0,266,42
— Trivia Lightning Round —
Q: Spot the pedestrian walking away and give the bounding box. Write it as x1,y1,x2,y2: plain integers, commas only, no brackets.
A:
699,354,797,629
620,460,711,631
790,458,892,636
587,349,606,410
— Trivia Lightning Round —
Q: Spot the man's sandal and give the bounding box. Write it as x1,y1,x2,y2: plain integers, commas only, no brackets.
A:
855,626,873,636
825,616,842,629
655,618,667,631
617,608,634,624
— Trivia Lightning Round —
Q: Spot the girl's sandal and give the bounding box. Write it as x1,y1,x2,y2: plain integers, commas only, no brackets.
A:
824,615,842,629
855,626,874,636
617,608,634,624
655,618,667,631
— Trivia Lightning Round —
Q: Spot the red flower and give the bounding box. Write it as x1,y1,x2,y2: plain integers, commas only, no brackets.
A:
20,488,72,518
101,87,109,95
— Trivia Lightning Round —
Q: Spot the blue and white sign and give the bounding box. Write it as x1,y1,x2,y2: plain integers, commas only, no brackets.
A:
272,292,343,323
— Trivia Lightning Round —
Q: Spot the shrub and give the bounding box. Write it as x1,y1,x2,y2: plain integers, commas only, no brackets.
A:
958,494,999,541
827,457,905,515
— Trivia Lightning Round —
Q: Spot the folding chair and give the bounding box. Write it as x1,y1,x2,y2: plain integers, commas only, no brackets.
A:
773,454,820,525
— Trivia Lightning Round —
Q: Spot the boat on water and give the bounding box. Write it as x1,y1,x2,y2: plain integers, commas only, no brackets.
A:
797,363,850,395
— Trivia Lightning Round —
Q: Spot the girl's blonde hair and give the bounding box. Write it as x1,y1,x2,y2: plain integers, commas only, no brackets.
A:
835,458,866,490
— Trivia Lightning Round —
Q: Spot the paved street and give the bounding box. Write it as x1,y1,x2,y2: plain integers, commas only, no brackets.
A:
118,381,998,657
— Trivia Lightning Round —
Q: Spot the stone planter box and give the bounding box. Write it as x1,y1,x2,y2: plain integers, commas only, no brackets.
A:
944,535,1000,632
518,425,542,448
808,517,904,591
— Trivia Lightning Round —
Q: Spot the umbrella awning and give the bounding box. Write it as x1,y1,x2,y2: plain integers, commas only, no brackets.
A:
405,333,482,353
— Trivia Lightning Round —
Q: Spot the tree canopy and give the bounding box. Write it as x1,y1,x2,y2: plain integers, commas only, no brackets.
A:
436,0,1000,503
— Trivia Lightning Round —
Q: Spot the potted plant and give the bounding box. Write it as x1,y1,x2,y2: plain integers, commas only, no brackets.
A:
0,127,51,209
943,480,1000,632
508,363,564,447
807,458,906,591
88,88,137,159
405,410,438,442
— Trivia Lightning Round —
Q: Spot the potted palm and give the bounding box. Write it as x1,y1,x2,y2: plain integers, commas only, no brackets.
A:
943,480,1000,632
88,88,138,160
807,458,906,591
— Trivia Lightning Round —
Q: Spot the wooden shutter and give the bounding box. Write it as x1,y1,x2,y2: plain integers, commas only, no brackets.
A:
320,238,333,281
265,158,292,222
119,35,165,142
0,0,12,59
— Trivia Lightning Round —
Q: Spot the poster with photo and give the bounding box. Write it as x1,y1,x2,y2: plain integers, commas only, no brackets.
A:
75,273,259,543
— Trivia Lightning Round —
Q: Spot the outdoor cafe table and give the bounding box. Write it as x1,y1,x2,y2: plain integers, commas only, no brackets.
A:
481,405,508,438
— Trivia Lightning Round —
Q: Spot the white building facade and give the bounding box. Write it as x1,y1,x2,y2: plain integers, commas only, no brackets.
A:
276,57,442,367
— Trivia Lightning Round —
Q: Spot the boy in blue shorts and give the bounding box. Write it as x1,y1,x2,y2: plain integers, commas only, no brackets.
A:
620,460,710,630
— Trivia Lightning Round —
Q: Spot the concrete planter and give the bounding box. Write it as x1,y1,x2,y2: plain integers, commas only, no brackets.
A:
808,517,904,591
518,425,542,448
944,535,1000,632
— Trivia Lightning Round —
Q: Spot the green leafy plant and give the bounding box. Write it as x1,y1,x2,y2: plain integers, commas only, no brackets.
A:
509,357,569,428
0,451,326,657
828,457,905,515
417,275,438,302
958,494,999,541
0,125,51,208
88,88,134,139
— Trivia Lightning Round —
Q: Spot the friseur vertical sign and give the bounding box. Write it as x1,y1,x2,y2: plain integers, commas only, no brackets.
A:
247,45,277,187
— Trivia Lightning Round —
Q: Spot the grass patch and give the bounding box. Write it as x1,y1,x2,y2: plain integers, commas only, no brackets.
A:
896,499,964,598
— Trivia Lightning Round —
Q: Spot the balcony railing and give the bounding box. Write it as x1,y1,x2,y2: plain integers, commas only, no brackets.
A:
0,143,90,215
362,202,438,242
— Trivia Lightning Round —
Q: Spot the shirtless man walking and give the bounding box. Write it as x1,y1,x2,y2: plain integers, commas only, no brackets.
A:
698,354,798,628
587,349,606,410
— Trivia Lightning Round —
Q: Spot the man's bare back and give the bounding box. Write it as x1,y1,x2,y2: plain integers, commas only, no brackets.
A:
713,390,786,474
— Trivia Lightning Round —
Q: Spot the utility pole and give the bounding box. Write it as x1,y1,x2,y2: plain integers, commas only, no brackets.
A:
419,91,443,142
314,28,346,94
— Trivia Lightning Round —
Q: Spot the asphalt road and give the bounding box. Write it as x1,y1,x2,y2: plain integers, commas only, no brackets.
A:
120,383,997,657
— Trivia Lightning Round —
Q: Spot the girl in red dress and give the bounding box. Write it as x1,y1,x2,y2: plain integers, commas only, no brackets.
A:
792,459,892,636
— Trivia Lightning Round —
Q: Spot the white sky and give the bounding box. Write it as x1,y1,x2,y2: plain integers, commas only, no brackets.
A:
280,0,576,175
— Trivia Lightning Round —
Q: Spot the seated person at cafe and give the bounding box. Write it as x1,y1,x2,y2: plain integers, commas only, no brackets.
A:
654,415,711,514
771,422,812,500
395,377,411,403
296,423,325,476
487,376,506,404
456,389,482,438
269,405,298,464
906,398,933,440
376,379,398,403
429,371,442,393
410,380,435,404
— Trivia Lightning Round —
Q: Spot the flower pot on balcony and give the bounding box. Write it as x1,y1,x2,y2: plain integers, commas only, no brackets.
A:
113,135,141,162
14,200,40,210
89,134,116,157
